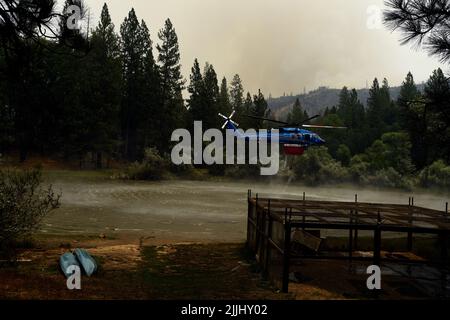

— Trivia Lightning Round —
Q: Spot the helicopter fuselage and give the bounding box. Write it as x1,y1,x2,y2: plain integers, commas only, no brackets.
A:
225,122,325,155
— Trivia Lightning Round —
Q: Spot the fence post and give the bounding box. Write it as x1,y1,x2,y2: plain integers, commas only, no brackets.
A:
408,197,413,251
440,231,448,267
349,210,353,261
302,192,306,230
282,208,291,293
264,209,273,281
255,194,260,254
439,230,449,296
354,194,358,250
247,190,251,248
262,199,271,279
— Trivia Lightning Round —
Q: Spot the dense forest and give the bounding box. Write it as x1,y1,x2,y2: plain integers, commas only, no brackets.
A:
0,2,270,165
1,1,450,189
288,71,450,189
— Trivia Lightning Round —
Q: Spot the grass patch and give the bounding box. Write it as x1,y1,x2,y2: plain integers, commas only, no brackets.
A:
138,243,284,299
42,169,118,182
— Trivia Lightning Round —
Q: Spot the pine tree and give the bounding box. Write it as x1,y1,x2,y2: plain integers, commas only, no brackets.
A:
424,68,450,163
203,63,220,129
0,50,14,153
251,90,269,129
367,78,385,141
230,74,245,125
399,72,420,107
86,3,122,167
287,98,308,125
230,74,244,110
157,19,184,98
157,18,186,145
337,87,351,124
94,4,120,57
187,59,205,126
242,92,254,129
140,20,164,152
337,88,365,128
219,77,232,116
380,78,398,127
338,87,350,108
344,88,367,154
120,8,148,160
397,72,427,168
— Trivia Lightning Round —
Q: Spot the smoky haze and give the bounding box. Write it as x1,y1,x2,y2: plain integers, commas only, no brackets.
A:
83,0,446,96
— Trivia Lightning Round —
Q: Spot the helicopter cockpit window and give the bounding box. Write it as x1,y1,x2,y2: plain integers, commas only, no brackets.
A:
305,134,311,141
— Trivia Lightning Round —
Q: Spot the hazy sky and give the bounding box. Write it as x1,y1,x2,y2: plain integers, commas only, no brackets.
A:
82,0,446,97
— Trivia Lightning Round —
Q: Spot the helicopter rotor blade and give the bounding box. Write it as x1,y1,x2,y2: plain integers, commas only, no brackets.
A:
279,114,321,128
245,113,339,129
300,114,320,124
302,124,347,129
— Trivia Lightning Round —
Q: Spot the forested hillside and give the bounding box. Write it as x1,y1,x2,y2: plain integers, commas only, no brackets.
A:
267,84,425,121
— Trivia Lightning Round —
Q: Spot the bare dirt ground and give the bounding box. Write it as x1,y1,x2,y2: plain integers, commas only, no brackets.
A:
0,235,440,300
0,236,293,300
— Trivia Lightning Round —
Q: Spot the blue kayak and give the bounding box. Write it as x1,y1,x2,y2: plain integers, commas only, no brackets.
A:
59,253,80,278
74,248,97,277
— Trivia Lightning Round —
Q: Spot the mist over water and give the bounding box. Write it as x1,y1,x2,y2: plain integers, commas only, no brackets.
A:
41,177,449,242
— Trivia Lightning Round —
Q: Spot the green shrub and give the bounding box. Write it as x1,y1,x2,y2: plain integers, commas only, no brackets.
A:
368,167,413,190
0,169,60,260
348,155,414,189
291,147,349,185
166,146,195,176
336,144,351,166
365,139,391,172
348,155,370,184
419,160,450,188
168,161,194,176
346,132,415,189
225,164,261,179
125,147,167,180
362,132,414,175
380,132,414,175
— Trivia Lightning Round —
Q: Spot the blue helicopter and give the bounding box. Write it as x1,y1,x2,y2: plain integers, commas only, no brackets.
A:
218,111,346,155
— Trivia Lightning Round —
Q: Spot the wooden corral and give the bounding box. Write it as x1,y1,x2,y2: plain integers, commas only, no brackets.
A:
246,190,450,294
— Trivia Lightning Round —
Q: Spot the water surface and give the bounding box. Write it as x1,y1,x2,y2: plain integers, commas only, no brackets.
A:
42,177,450,241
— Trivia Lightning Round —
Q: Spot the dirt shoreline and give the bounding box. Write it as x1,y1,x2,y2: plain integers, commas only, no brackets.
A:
0,235,294,300
0,234,441,300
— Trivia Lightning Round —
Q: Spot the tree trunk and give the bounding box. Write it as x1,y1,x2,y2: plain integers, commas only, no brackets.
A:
96,152,102,169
